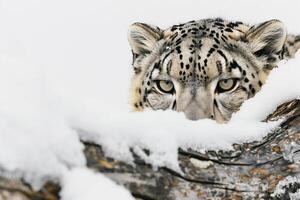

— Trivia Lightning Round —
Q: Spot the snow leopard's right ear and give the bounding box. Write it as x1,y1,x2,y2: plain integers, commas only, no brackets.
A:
128,23,163,56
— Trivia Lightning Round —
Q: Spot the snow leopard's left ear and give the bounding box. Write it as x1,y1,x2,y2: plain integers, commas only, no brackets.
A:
246,20,287,64
281,34,300,60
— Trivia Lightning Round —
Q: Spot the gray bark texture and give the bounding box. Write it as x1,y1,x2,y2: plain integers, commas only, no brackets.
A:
0,99,300,200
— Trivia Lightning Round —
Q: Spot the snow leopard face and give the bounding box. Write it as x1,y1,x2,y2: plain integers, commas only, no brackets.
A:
128,18,300,123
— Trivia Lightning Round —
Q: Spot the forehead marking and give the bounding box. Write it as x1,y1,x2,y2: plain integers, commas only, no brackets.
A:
230,60,242,72
161,50,173,66
207,47,216,57
217,50,228,65
162,22,247,84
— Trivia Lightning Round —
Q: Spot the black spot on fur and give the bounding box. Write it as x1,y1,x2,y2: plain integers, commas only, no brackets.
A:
227,22,238,28
176,46,181,53
171,26,177,31
214,38,220,44
169,32,178,41
143,88,148,102
134,67,141,74
213,44,219,49
182,33,187,38
230,60,239,69
208,48,215,55
221,36,226,43
214,22,225,27
191,28,198,32
175,39,182,46
172,100,177,110
198,63,201,70
221,35,228,41
214,99,219,108
199,26,206,30
217,50,227,64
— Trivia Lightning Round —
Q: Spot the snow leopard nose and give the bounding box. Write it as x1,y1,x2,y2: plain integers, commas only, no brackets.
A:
177,87,214,121
183,101,205,120
183,101,214,121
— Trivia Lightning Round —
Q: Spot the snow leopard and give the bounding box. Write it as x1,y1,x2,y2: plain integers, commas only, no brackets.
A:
128,18,300,123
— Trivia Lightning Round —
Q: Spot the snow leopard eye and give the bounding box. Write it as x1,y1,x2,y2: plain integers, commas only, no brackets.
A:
155,80,174,94
216,78,238,93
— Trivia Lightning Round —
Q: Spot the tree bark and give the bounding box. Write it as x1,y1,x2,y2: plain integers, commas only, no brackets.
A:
0,99,300,200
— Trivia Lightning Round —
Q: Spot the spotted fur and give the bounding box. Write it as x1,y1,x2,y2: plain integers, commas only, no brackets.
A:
128,18,300,123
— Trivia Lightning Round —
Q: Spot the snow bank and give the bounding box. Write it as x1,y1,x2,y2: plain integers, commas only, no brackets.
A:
0,0,299,198
61,168,133,200
232,59,300,121
0,55,86,190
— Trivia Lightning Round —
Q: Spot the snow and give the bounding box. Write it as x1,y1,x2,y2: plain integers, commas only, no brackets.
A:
232,59,300,121
0,0,299,199
61,168,133,200
0,55,86,190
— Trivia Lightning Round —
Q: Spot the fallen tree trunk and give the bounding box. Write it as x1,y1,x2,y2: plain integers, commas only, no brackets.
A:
1,99,300,200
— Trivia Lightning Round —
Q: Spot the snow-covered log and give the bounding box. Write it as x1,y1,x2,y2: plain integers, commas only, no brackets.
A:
0,99,300,200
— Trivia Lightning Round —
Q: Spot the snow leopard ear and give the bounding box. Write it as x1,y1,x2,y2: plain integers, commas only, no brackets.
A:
246,20,287,64
281,34,300,60
128,23,163,56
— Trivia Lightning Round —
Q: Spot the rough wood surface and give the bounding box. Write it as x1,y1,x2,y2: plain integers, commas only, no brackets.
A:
0,99,300,200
